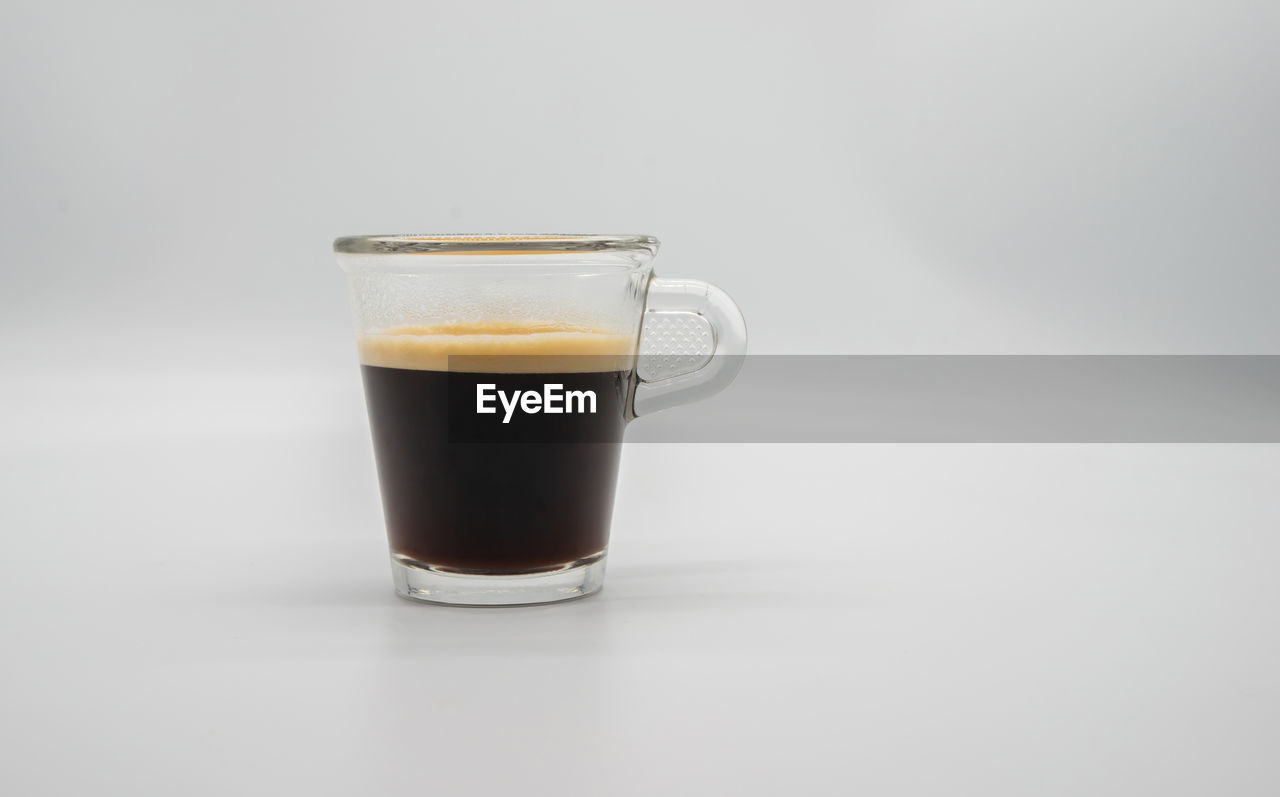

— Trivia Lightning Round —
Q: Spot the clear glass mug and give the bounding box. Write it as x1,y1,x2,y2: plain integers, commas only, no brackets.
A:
336,234,746,605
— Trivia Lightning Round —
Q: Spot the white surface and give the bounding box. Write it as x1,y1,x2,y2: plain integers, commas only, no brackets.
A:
3,368,1279,796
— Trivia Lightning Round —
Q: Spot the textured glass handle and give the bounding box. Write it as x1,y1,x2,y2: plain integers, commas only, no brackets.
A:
632,277,747,417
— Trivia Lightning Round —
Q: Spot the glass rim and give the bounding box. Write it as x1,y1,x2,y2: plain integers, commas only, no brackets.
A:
333,233,660,256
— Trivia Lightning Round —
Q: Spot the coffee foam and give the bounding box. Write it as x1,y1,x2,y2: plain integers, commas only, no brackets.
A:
357,323,637,373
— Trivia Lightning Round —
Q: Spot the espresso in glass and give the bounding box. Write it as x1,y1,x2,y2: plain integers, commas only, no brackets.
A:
336,233,746,606
359,324,634,573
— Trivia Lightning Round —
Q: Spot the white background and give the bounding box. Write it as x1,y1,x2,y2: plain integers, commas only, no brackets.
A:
3,1,1279,794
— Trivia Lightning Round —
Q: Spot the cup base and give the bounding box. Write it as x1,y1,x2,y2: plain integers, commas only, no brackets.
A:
390,552,607,606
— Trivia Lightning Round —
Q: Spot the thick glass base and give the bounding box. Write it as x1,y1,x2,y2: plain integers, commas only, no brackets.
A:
390,552,607,606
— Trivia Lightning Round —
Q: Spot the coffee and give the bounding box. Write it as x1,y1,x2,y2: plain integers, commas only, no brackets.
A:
358,324,635,572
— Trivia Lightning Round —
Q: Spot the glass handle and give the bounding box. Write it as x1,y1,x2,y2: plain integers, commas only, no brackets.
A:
632,277,747,418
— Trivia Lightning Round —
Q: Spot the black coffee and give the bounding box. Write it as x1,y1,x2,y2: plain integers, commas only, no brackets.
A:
358,325,634,572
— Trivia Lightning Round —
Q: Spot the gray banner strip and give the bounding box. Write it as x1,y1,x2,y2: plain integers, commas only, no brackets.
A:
627,356,1280,442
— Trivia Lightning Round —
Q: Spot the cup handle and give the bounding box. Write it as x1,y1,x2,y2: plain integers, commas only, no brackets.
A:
631,277,747,418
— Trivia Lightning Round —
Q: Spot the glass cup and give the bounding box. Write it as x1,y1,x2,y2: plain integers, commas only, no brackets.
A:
336,234,746,606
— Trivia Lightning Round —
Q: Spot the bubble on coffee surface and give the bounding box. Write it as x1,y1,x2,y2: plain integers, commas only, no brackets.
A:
357,322,636,373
